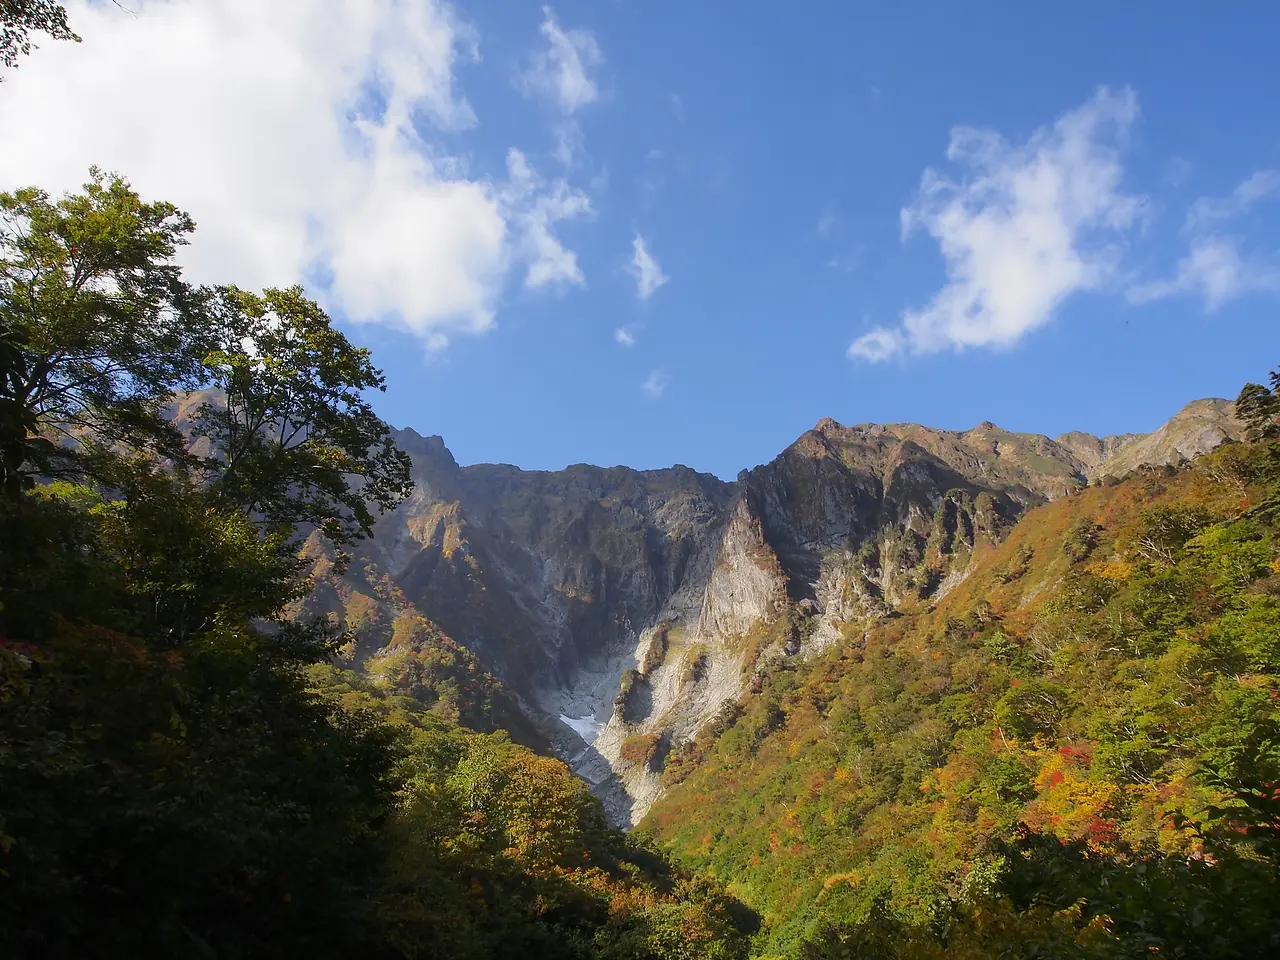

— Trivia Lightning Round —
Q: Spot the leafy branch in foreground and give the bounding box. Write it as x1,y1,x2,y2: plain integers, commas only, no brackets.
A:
0,0,78,72
193,284,414,548
0,169,205,483
0,172,413,555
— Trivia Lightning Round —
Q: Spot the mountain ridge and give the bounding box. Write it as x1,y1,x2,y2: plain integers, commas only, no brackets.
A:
297,396,1245,824
402,397,1238,486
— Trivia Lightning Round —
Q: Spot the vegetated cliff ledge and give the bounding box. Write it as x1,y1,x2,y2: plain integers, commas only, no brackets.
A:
295,398,1244,825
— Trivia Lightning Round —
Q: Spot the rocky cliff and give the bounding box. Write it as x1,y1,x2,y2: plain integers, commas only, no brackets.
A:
302,398,1245,824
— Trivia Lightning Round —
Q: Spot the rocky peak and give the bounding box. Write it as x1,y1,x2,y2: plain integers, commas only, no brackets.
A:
1092,398,1244,478
393,427,459,471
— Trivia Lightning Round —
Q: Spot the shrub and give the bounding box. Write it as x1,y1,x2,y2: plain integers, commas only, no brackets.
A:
620,732,664,769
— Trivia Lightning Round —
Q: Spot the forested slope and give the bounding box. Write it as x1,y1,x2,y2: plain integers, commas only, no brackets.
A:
644,431,1280,957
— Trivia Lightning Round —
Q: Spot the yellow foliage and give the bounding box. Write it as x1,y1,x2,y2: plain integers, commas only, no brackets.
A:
1086,557,1134,581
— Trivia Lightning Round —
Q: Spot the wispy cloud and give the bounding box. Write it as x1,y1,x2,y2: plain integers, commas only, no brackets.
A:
504,149,592,290
1128,169,1280,310
850,87,1142,362
520,8,602,171
671,93,685,122
827,245,864,274
817,206,838,237
845,327,900,362
641,370,669,398
1129,238,1280,310
522,6,602,115
1184,170,1280,232
614,327,635,347
551,120,586,168
627,234,668,299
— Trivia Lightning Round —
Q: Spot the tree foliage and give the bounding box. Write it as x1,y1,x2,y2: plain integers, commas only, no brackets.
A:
194,284,413,547
0,0,77,72
0,170,204,482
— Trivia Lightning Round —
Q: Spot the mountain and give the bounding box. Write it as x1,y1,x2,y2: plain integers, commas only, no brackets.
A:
301,398,1245,825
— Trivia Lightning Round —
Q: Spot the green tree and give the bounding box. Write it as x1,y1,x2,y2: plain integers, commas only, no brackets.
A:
0,170,206,482
193,285,413,548
0,470,405,957
0,318,53,494
1238,368,1280,523
0,0,77,72
1237,370,1280,443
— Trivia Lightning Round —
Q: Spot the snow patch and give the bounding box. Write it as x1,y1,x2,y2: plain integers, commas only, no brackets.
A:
559,713,605,742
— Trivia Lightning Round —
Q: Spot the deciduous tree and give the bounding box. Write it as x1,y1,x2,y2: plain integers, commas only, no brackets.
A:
193,284,413,547
0,170,206,481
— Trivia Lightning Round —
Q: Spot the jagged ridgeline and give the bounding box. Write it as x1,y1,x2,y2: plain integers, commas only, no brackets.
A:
297,396,1244,826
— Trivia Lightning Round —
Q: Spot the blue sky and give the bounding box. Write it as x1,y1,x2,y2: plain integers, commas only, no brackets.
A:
3,2,1280,478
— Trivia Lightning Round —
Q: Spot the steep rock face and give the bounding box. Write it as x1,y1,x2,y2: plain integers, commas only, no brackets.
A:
305,399,1244,825
734,422,1024,650
385,433,737,691
589,497,791,821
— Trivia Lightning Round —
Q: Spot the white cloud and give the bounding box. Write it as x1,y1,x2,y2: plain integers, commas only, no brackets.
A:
503,149,591,289
851,87,1142,362
1128,169,1280,310
519,9,601,172
1128,238,1280,310
0,0,596,347
614,327,635,347
522,6,601,115
847,327,901,362
641,370,669,398
1185,169,1280,232
627,234,668,299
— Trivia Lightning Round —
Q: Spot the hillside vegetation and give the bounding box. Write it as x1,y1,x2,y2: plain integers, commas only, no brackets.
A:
644,434,1280,957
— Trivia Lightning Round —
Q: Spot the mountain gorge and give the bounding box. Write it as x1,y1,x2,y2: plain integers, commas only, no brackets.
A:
300,398,1245,825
